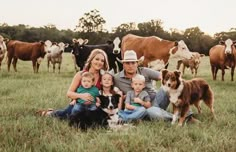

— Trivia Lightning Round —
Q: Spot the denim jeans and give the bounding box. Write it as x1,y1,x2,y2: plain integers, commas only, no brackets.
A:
51,105,74,120
146,87,173,120
71,103,97,115
118,106,147,122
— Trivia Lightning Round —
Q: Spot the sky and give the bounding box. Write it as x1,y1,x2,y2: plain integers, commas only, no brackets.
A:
1,0,236,36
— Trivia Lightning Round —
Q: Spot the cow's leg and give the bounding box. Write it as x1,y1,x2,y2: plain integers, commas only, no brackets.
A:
53,63,55,73
58,63,61,73
176,60,182,70
190,67,194,75
211,65,215,80
182,65,185,75
231,66,235,81
36,62,40,73
32,60,37,73
195,68,198,77
211,65,218,80
47,60,50,72
7,56,13,72
221,66,225,81
12,58,18,72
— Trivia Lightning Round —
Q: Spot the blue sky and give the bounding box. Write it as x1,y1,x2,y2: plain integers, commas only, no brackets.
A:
1,0,235,35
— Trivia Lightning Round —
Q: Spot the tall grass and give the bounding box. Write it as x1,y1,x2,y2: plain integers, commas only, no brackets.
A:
0,53,236,152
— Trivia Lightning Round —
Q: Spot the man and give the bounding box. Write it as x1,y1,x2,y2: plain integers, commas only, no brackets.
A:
114,50,198,123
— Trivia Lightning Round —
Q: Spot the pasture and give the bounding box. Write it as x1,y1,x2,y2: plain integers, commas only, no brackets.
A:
0,53,236,152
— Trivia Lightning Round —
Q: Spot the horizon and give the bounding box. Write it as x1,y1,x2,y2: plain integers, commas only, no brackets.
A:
1,0,236,36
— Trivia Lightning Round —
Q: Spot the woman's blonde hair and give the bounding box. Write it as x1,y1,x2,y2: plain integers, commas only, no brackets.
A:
84,49,109,71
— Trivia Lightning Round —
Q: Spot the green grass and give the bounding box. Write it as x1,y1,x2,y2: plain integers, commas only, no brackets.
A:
0,53,236,152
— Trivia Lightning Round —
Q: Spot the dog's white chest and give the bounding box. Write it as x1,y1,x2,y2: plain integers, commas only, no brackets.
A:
168,83,184,105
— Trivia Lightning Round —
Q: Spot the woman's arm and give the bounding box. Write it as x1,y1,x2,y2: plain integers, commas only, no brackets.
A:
66,72,82,100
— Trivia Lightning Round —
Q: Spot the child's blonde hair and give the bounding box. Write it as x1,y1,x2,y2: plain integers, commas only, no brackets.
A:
132,74,145,82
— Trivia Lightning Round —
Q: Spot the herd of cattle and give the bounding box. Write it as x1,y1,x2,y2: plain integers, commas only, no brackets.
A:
0,34,236,81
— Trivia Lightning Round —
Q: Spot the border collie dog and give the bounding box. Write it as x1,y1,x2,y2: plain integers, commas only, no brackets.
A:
161,69,215,126
69,94,120,130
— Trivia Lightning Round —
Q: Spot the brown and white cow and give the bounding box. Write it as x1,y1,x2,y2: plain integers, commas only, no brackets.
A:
177,52,205,77
7,40,51,73
121,34,192,67
0,35,7,70
209,39,236,81
47,41,68,73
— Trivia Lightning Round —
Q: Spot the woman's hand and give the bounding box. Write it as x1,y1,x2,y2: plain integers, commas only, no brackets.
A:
79,93,94,102
69,100,76,105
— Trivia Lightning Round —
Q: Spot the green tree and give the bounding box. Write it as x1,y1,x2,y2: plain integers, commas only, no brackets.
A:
76,9,106,32
183,27,214,55
137,19,165,37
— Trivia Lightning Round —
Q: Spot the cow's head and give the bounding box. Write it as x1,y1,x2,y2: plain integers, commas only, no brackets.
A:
71,38,89,56
38,40,52,58
219,39,236,55
112,37,121,54
169,40,192,59
192,53,205,67
58,42,68,54
44,40,52,53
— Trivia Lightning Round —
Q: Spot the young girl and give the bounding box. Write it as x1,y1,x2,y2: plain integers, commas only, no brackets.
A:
98,71,123,110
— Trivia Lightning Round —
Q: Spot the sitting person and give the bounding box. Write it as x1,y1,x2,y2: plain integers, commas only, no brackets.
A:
98,71,123,110
114,50,198,123
70,71,100,115
37,49,109,119
118,74,151,123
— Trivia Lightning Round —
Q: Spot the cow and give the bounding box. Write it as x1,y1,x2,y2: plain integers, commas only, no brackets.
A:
177,52,205,77
7,40,51,73
47,41,68,73
0,35,7,70
138,56,167,71
121,34,193,68
71,49,80,72
209,39,236,81
71,37,122,72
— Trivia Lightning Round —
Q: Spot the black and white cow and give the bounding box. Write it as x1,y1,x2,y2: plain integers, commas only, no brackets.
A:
71,37,122,72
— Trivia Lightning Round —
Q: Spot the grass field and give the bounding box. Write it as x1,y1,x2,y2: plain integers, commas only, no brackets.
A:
0,53,236,152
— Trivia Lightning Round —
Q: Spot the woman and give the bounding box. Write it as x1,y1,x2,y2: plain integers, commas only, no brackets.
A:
40,49,109,119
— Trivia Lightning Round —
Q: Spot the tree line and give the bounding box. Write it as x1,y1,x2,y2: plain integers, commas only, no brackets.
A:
1,9,236,55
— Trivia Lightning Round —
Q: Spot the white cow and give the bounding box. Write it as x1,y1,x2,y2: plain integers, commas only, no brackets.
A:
47,41,68,73
0,35,7,70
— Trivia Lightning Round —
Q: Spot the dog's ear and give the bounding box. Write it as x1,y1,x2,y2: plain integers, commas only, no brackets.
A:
161,69,169,79
174,70,182,79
